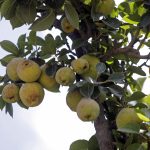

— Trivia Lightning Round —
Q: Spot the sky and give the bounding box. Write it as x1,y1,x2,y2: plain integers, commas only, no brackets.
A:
0,1,150,150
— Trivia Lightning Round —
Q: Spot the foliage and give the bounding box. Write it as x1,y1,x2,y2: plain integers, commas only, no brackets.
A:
0,0,150,149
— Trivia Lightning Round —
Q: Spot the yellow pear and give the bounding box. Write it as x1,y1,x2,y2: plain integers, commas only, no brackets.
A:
38,64,60,92
116,108,142,129
66,89,83,112
96,0,115,15
80,55,100,79
6,57,24,81
76,97,100,121
17,59,41,82
61,17,75,33
71,58,89,74
55,67,76,86
19,82,44,107
2,83,20,103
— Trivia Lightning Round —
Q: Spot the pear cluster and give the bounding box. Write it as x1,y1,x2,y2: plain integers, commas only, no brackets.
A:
54,54,100,86
2,55,100,121
3,58,61,107
2,58,45,107
66,89,100,122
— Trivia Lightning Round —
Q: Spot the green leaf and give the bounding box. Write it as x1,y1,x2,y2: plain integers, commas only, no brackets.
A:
98,88,107,103
45,34,56,54
17,1,36,24
137,112,150,122
45,63,58,77
28,31,36,45
91,86,101,99
17,34,26,51
64,1,79,29
102,18,121,29
0,96,6,110
0,40,19,55
136,108,150,122
36,36,45,46
124,134,134,148
88,135,99,150
0,76,4,82
5,103,13,117
123,15,139,25
91,0,102,21
141,95,150,106
0,54,16,66
76,80,88,88
70,139,88,150
118,123,140,134
79,83,94,97
107,85,124,97
0,85,5,93
29,9,55,31
108,73,124,83
118,2,130,14
139,12,150,28
126,143,146,150
128,66,146,76
128,91,146,101
82,0,92,5
0,0,17,19
96,62,106,74
135,77,147,91
10,13,25,29
55,36,64,48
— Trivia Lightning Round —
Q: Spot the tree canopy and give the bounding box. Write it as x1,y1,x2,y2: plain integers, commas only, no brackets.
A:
0,0,150,149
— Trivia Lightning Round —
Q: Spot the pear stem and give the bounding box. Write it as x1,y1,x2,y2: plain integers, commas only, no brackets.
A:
94,104,114,150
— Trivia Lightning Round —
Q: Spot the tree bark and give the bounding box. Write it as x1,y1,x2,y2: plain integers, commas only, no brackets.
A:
94,105,114,150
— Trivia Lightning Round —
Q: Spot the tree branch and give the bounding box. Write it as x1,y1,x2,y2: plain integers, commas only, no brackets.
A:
101,47,150,61
94,104,114,150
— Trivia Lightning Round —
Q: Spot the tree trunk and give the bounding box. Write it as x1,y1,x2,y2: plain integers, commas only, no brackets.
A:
94,105,114,150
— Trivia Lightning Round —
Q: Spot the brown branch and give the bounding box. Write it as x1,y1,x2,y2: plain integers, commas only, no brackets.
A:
101,47,150,61
94,104,114,150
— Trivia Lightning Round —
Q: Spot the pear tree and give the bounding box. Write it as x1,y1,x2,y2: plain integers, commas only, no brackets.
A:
0,0,150,149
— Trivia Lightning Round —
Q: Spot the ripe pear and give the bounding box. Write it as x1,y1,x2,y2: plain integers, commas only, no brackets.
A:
66,89,83,112
76,97,100,121
80,55,100,79
71,58,89,74
2,83,20,103
19,82,44,107
6,57,24,81
55,67,76,86
38,64,60,92
96,0,115,15
61,17,75,33
116,108,142,129
17,59,41,82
